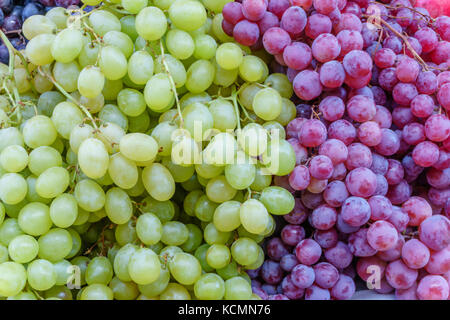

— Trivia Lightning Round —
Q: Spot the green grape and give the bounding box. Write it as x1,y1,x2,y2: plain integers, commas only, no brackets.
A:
128,111,151,133
162,157,195,183
108,153,138,189
213,200,241,232
109,276,139,300
32,72,53,93
249,166,271,192
237,225,264,243
22,15,56,40
99,45,128,81
27,259,57,291
183,190,203,216
211,13,233,42
36,91,65,117
65,229,81,259
78,66,105,99
154,55,188,89
35,167,70,199
127,50,154,85
193,243,213,272
160,283,191,300
49,193,78,228
78,42,99,69
213,63,238,88
80,94,105,114
135,6,167,41
260,186,295,215
0,262,27,297
159,109,178,123
7,234,38,263
205,175,237,203
216,260,239,280
119,133,158,162
208,98,237,132
96,122,125,154
261,138,296,176
72,208,89,226
23,115,57,149
169,252,201,285
170,133,201,167
180,91,211,109
0,243,8,263
115,220,137,246
194,273,225,300
193,34,217,60
224,151,256,190
144,73,174,112
202,0,231,12
160,245,183,261
125,170,146,197
141,196,175,222
166,29,195,60
70,256,89,286
194,194,218,222
80,284,114,300
148,242,164,255
74,179,105,212
128,248,161,285
13,68,30,93
237,123,267,157
244,242,265,270
103,31,134,59
99,104,129,131
231,237,259,266
43,285,73,300
69,124,95,154
142,163,175,201
51,101,84,139
206,244,230,269
105,187,133,224
0,145,28,173
85,256,113,285
137,266,170,297
195,162,224,180
7,291,38,300
238,83,261,111
238,55,265,82
264,73,293,98
224,276,252,300
216,43,243,70
0,218,24,246
53,259,72,286
169,0,207,31
180,224,203,252
113,243,137,282
45,7,67,29
239,199,269,235
0,173,27,205
120,16,139,41
28,146,62,176
89,10,121,37
203,132,237,166
185,60,215,93
0,128,23,153
0,202,4,225
275,98,296,126
263,121,286,140
204,222,231,245
51,28,83,63
182,102,214,141
161,221,188,246
136,213,162,245
25,34,55,66
252,87,282,121
154,0,176,9
78,138,109,179
38,228,72,262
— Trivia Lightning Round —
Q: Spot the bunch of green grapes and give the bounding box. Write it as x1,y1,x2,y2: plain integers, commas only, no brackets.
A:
0,0,297,301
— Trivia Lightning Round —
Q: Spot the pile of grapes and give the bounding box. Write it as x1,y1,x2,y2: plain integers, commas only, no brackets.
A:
221,0,450,300
0,0,303,300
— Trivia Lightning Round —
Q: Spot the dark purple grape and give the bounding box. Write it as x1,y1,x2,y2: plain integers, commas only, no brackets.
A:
22,2,44,21
261,260,283,285
54,0,80,8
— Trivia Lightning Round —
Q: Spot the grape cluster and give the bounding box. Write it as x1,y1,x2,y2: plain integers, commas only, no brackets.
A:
224,0,450,300
0,0,302,300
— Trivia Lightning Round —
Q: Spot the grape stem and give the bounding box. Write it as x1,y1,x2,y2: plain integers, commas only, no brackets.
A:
37,66,99,130
230,86,241,131
159,40,184,128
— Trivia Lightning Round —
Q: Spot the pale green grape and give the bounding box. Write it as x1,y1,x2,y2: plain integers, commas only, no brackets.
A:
207,98,236,132
186,59,215,93
13,68,31,94
51,28,83,63
136,213,162,245
105,187,133,224
183,190,203,216
43,285,72,300
194,273,225,300
8,235,38,263
78,66,105,99
171,133,201,167
89,10,121,37
45,7,67,29
128,248,161,285
142,163,175,201
141,196,175,222
180,91,211,109
49,193,78,228
128,111,151,133
213,63,238,87
7,291,38,300
78,138,109,179
53,259,72,286
72,209,89,226
99,45,128,80
224,151,256,190
103,31,134,58
74,179,106,212
120,133,157,163
205,175,237,203
154,54,187,89
250,165,272,192
162,157,195,183
113,243,137,282
161,221,189,246
169,252,201,285
194,195,218,222
160,283,191,300
109,276,139,300
275,98,296,126
80,94,105,114
0,262,27,297
202,0,231,12
180,224,203,252
127,50,154,85
166,29,195,60
98,104,129,131
135,6,167,41
80,284,114,300
22,15,56,40
203,132,237,166
32,72,53,93
263,121,286,140
38,228,72,262
253,88,282,121
78,42,100,69
36,91,64,117
137,266,170,297
0,145,28,173
85,256,113,285
206,244,230,269
96,122,125,154
224,276,252,300
239,199,269,235
25,175,49,204
237,123,267,157
239,55,265,82
0,218,24,246
261,138,296,176
108,153,138,189
51,101,84,139
264,73,293,98
169,0,207,31
216,43,243,70
25,34,55,66
195,162,224,179
238,83,261,111
27,146,62,176
35,167,69,199
27,259,56,291
120,15,139,41
0,173,27,205
204,222,231,245
70,256,89,286
144,73,174,112
193,34,217,60
69,124,95,154
231,237,259,266
23,115,57,149
182,102,214,141
213,200,241,232
260,186,295,215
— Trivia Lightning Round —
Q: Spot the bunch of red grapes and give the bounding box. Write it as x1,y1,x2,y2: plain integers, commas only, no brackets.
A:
223,0,450,300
